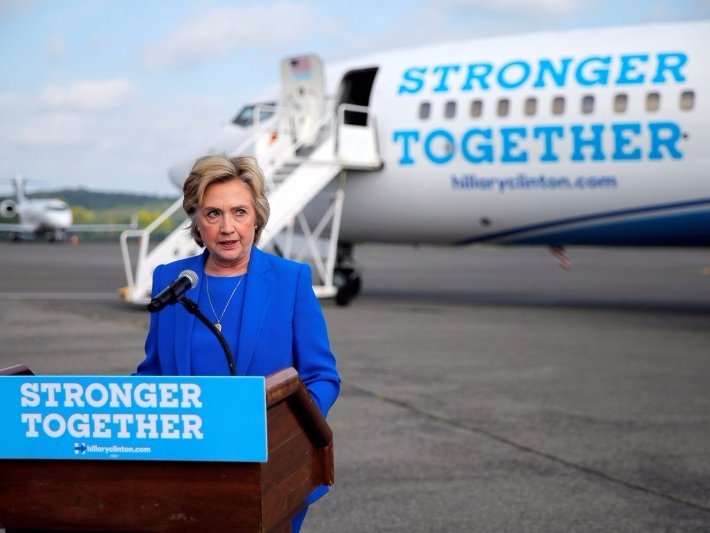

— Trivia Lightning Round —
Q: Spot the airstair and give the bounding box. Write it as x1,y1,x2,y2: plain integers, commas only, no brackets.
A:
119,97,382,306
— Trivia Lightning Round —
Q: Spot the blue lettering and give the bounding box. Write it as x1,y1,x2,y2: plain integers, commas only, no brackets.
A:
451,175,495,190
533,58,572,88
393,122,682,167
398,67,426,95
611,123,642,160
461,128,493,163
648,121,683,159
500,127,528,163
652,52,687,83
616,54,649,85
432,65,460,93
461,63,493,91
424,129,456,164
571,124,605,161
398,51,690,94
392,130,420,164
498,61,531,90
533,126,564,162
575,56,611,86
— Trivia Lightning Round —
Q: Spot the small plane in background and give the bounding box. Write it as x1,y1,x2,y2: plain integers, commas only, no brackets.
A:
0,174,136,242
119,20,710,306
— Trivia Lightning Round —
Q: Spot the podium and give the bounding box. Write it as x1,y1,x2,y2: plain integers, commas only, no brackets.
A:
0,365,334,532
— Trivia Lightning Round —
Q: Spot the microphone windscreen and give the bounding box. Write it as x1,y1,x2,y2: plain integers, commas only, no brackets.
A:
179,269,199,289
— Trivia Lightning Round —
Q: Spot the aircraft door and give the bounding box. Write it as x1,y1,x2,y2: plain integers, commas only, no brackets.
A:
281,55,326,148
334,67,381,166
336,67,378,125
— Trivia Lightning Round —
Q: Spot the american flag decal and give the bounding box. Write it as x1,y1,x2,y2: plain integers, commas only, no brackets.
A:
550,246,571,271
290,56,312,80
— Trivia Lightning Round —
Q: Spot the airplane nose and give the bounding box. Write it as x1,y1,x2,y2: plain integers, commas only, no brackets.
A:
167,123,256,190
45,210,72,228
168,159,194,189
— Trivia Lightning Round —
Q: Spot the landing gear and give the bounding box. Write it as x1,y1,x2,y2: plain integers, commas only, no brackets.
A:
333,243,362,306
334,267,361,306
45,231,64,243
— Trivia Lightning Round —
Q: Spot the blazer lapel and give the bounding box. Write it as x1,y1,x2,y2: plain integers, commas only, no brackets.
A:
237,247,274,375
174,252,207,376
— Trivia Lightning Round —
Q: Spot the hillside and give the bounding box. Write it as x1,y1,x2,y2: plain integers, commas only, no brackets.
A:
30,188,179,210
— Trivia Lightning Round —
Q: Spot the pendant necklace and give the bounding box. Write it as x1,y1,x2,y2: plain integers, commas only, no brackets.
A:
205,273,244,332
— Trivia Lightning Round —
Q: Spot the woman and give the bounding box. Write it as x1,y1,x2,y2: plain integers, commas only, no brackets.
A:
134,155,340,531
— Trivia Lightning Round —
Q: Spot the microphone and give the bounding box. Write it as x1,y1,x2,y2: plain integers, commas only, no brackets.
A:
147,270,198,312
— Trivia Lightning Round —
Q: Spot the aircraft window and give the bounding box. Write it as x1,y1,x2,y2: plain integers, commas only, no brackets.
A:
614,93,628,113
258,106,275,122
497,98,510,117
680,90,695,110
470,99,483,118
524,97,537,116
581,95,594,114
444,101,456,119
419,102,431,119
552,96,565,115
234,106,254,125
646,92,660,112
232,102,275,126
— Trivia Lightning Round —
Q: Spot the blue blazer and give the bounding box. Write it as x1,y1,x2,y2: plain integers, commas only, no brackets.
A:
135,246,340,418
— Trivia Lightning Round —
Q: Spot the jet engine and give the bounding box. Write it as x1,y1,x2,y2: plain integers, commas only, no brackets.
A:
0,199,17,218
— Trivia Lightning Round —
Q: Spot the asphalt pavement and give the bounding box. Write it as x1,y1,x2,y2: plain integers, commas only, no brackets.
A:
0,241,709,532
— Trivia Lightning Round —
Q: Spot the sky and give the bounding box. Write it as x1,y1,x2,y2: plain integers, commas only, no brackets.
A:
1,0,708,196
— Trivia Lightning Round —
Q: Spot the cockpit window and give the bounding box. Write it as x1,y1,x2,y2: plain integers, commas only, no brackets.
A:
232,102,277,127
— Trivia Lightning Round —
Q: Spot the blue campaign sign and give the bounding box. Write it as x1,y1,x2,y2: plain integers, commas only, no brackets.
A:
0,376,267,462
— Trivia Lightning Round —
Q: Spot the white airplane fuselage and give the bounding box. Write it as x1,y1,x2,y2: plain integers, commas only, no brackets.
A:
324,22,709,247
15,199,73,233
172,22,709,249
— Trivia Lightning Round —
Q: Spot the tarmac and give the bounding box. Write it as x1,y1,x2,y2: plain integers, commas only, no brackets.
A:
0,241,709,532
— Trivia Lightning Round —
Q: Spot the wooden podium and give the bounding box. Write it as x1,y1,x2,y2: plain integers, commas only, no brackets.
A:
0,365,334,532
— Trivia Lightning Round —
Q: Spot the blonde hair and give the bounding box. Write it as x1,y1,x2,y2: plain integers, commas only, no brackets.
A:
182,155,270,246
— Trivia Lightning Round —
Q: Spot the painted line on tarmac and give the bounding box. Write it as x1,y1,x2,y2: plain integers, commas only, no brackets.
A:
0,293,118,301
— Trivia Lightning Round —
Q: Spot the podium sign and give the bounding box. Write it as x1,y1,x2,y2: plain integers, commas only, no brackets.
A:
0,376,267,462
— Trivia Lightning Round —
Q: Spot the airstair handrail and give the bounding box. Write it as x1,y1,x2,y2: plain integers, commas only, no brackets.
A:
336,103,372,127
254,108,337,190
283,108,334,153
253,103,278,130
334,103,379,162
119,196,183,290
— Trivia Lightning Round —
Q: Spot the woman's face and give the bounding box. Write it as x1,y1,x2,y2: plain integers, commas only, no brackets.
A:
197,179,257,273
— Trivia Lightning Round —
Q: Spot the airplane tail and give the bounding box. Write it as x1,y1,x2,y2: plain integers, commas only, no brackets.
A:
12,174,26,204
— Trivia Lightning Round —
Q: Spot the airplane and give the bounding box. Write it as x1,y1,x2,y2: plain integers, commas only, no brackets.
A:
0,174,137,242
119,20,710,306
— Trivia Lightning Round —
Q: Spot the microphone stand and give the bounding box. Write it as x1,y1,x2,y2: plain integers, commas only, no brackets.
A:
177,295,237,376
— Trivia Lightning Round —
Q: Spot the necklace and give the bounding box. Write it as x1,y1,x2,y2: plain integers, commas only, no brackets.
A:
205,274,244,332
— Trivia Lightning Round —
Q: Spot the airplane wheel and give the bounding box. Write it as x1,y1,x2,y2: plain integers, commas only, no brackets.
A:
334,268,361,306
349,274,362,296
335,284,352,306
